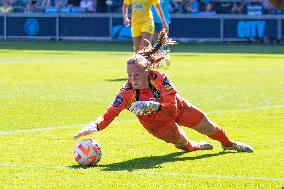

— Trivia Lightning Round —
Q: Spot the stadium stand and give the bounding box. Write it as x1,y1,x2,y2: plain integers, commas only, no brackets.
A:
0,0,282,14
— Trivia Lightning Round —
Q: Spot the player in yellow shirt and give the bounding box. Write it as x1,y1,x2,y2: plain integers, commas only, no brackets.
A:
123,0,168,52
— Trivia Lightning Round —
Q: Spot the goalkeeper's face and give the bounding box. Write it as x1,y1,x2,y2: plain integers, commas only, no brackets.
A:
127,63,149,89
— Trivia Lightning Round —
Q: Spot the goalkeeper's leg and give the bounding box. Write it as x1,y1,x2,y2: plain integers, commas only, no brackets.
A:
177,105,234,147
177,104,253,152
174,127,213,152
143,122,212,152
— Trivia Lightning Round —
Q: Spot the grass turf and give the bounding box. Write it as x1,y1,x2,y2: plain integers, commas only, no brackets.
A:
0,41,283,188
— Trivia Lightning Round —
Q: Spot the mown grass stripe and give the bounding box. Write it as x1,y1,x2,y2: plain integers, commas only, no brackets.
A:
0,105,283,136
0,163,283,182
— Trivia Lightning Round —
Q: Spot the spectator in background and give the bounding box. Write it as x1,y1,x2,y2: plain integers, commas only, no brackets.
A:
67,0,81,7
55,0,68,9
215,1,232,14
80,0,95,12
184,0,200,14
200,3,216,15
231,2,244,14
42,0,52,7
38,0,51,10
96,0,107,12
0,0,13,12
170,0,183,13
25,1,34,13
262,0,273,14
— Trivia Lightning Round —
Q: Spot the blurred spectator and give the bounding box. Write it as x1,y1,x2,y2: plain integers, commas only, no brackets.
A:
55,0,68,8
184,0,200,14
25,1,34,13
200,3,216,15
262,0,273,14
107,0,121,12
96,0,107,12
80,0,95,12
36,0,51,7
67,0,80,7
231,2,244,14
215,1,232,14
0,0,13,12
169,0,180,13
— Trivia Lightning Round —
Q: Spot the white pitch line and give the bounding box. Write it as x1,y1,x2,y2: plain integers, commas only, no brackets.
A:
0,119,137,135
208,105,284,115
0,105,283,136
0,163,283,182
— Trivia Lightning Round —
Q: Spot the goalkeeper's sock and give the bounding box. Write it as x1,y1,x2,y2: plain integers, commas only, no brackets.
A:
208,126,233,147
181,141,200,152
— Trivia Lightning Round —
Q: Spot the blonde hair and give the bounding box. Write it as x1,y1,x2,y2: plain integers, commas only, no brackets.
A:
127,29,176,69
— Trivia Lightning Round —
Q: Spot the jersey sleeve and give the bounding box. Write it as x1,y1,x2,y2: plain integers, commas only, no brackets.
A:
124,0,131,5
156,72,177,97
159,93,178,117
151,71,179,117
95,84,134,130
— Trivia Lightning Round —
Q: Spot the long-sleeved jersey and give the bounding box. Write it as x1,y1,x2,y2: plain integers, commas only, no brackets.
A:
95,70,191,129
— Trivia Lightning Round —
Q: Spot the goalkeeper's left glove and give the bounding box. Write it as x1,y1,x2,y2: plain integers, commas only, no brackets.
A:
73,122,98,140
129,101,161,115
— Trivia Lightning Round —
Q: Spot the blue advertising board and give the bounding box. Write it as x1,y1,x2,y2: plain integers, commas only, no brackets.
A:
2,15,282,41
282,19,284,38
170,18,221,38
112,17,131,40
59,17,109,37
7,17,56,37
0,16,3,36
224,18,278,39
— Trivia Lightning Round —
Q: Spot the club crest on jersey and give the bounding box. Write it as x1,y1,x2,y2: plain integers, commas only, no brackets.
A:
112,96,123,107
162,77,173,91
153,90,161,99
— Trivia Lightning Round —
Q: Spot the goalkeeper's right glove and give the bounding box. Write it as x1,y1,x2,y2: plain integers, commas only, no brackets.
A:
73,122,98,140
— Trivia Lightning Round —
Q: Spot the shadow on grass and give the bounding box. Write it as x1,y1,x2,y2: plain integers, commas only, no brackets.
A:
98,151,233,172
68,151,234,171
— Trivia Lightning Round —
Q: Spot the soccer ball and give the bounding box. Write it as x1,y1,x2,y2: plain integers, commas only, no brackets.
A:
73,139,102,166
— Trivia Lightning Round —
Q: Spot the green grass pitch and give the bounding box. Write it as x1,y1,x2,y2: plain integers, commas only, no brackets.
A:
0,41,283,188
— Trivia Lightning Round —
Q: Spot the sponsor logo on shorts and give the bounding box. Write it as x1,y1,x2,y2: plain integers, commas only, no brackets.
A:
112,96,123,107
162,77,173,91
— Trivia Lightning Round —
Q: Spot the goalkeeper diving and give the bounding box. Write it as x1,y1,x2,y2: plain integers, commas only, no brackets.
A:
74,29,253,153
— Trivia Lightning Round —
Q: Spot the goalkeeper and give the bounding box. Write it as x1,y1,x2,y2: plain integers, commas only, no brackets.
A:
74,30,253,153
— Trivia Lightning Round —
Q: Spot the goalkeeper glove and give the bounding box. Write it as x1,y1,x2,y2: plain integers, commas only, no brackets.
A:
129,101,161,115
73,122,98,140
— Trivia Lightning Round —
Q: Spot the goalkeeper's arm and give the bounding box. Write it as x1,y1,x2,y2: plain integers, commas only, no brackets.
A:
73,108,119,140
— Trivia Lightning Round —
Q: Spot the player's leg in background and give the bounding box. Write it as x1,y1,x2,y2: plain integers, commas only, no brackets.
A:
141,32,153,48
140,21,154,50
133,36,142,52
131,23,143,52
